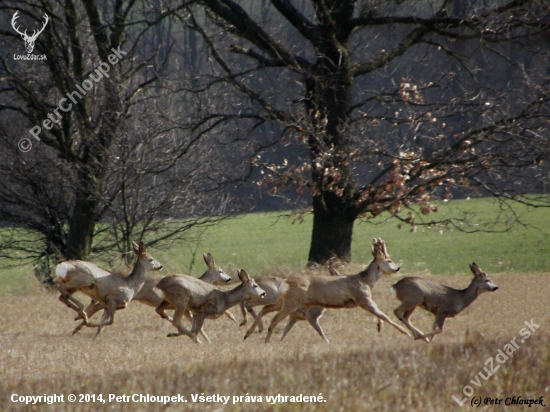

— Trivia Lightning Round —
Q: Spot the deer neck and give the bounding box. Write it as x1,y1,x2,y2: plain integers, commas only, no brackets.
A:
127,259,147,285
198,271,211,283
459,280,481,311
360,260,383,288
221,284,245,310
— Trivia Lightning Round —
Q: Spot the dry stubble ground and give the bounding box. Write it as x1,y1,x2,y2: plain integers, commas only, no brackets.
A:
0,272,548,412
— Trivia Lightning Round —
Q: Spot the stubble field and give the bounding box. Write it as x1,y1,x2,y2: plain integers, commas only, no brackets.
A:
0,270,548,411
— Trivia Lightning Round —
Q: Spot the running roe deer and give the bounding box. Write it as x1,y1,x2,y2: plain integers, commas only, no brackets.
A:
239,265,343,340
392,262,498,342
155,269,266,343
73,253,236,339
135,253,234,313
55,241,163,337
245,239,410,343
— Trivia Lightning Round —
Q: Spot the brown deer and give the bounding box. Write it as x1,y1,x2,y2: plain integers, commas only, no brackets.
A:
55,241,163,338
240,265,342,339
154,269,265,343
245,239,410,343
392,262,498,342
135,253,234,315
73,253,236,340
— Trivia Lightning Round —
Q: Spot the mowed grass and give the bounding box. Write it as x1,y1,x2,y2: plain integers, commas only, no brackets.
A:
0,271,548,411
1,197,550,296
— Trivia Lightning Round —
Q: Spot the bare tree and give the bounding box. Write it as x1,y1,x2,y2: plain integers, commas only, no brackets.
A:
0,1,236,279
173,0,550,263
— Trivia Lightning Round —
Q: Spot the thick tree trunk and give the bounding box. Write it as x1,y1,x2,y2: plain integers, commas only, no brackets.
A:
308,199,355,263
65,195,97,260
304,28,355,263
63,74,120,260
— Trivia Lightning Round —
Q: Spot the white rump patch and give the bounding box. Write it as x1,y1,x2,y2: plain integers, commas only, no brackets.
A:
390,286,397,299
153,286,165,300
279,281,289,295
55,262,72,280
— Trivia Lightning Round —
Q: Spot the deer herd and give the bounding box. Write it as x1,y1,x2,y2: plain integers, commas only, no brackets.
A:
54,239,498,344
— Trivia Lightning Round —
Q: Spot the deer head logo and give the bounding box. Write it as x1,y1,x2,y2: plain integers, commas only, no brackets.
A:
11,11,49,54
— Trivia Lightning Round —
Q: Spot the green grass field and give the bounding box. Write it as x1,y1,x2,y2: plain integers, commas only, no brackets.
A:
1,197,549,296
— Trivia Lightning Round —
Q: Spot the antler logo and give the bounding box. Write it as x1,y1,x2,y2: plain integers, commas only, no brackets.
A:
11,11,49,54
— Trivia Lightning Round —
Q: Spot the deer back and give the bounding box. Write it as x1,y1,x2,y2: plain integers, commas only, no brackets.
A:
55,261,110,283
278,274,362,309
305,274,367,308
155,275,220,309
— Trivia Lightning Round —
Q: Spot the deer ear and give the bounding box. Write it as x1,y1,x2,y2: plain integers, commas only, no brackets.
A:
469,262,483,277
203,253,214,269
138,241,146,255
238,269,250,283
132,241,140,255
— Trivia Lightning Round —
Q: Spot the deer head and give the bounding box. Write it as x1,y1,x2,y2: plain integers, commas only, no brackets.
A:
202,252,232,284
12,11,49,54
469,262,499,293
371,238,400,274
132,241,163,272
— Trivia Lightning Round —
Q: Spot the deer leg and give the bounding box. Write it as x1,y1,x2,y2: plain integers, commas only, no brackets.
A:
77,302,115,340
58,289,88,322
92,306,109,340
305,307,329,343
57,276,97,321
85,300,103,318
72,302,104,335
244,302,280,340
75,300,101,321
85,299,120,337
184,310,210,343
72,320,87,336
280,306,308,341
358,298,410,337
155,300,173,322
265,301,301,343
191,314,208,340
167,304,198,343
246,306,265,332
424,312,447,342
280,318,297,341
224,310,237,323
405,307,430,343
255,311,266,333
239,302,248,326
394,304,427,341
